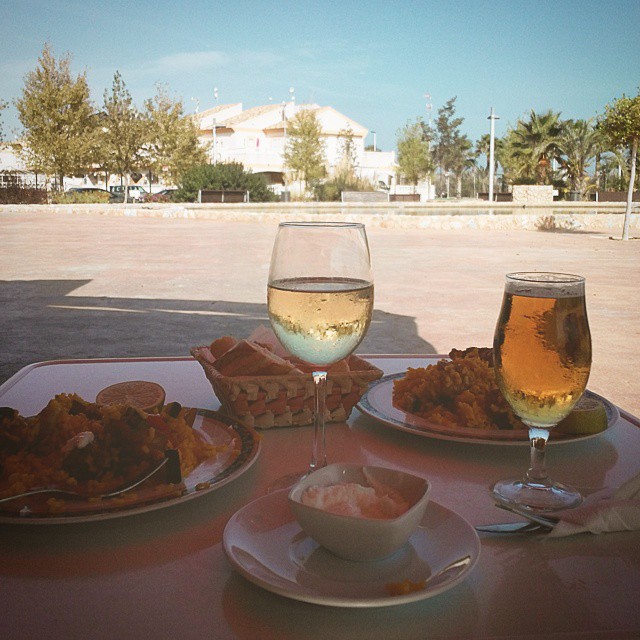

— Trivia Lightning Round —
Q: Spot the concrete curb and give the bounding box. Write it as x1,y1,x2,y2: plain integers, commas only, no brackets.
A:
1,201,638,232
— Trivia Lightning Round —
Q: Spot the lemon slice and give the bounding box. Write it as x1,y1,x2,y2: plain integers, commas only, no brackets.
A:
96,381,166,413
557,395,608,435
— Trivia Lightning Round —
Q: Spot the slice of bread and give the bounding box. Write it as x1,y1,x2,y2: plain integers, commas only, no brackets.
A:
213,339,302,376
210,336,239,358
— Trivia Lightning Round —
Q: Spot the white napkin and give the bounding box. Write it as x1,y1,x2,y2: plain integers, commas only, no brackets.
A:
548,472,640,537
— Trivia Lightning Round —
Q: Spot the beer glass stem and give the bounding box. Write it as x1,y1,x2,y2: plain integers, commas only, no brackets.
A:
525,428,550,484
310,371,328,472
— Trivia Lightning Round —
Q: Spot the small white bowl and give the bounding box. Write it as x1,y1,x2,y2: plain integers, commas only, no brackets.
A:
288,463,430,562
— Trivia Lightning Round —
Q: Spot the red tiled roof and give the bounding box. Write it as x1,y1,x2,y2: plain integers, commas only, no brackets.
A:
196,103,241,118
223,103,283,126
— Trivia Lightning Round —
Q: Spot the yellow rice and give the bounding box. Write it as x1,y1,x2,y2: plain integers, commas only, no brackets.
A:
0,393,228,505
392,348,524,430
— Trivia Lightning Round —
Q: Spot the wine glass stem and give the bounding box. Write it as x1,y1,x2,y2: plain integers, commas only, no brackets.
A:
526,427,550,484
309,371,328,472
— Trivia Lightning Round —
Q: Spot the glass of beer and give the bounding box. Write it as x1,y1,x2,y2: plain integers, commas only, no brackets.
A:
492,272,592,510
267,222,373,485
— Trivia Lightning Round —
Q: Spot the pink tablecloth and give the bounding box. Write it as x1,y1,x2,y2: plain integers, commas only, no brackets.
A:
0,355,639,640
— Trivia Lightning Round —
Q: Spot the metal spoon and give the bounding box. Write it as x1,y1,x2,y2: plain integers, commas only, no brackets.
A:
0,450,181,504
424,554,472,587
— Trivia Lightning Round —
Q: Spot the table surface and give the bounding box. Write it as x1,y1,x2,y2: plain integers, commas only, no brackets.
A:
1,355,639,640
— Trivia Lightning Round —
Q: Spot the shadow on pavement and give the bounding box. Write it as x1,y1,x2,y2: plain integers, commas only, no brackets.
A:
0,280,436,384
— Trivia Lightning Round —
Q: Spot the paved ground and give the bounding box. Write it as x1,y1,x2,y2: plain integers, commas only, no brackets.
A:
1,210,639,417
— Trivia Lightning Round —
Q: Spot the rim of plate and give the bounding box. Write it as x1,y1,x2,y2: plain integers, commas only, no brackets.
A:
357,372,619,446
0,408,261,525
223,491,480,608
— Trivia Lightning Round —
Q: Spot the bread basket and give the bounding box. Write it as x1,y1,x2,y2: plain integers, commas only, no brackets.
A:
190,346,383,429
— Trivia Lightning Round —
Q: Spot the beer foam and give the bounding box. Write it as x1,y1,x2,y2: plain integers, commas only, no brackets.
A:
505,272,585,298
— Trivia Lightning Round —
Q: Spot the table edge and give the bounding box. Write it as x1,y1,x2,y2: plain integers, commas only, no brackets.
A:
2,354,638,428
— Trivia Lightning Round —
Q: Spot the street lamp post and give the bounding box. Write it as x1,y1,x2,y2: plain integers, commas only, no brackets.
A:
282,87,295,157
212,87,219,165
425,92,433,200
282,100,287,156
488,107,500,202
212,118,217,165
282,88,293,202
424,92,432,129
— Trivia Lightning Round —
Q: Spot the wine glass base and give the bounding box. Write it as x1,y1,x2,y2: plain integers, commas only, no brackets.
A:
492,477,582,511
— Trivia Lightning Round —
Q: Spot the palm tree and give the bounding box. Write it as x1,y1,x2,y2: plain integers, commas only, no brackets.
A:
556,119,600,197
449,134,473,197
475,133,503,192
459,153,480,197
598,149,629,190
501,110,563,184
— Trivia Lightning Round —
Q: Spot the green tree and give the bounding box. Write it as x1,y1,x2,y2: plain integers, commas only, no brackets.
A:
432,97,472,197
99,71,148,203
144,84,207,186
598,91,640,240
175,161,277,202
0,99,8,142
501,110,563,185
556,119,600,198
283,109,326,195
396,119,432,189
336,125,358,179
15,44,97,189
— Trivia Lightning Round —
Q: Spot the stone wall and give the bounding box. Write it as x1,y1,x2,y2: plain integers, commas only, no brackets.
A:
512,184,554,205
2,203,637,234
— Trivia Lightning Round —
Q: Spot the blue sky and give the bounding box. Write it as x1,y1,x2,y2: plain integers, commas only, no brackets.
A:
1,0,638,150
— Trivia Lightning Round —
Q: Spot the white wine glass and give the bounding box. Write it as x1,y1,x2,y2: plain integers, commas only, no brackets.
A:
267,222,373,485
492,272,592,511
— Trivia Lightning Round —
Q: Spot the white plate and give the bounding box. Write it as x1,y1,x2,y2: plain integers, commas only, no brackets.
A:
0,409,261,524
223,490,480,608
358,373,620,446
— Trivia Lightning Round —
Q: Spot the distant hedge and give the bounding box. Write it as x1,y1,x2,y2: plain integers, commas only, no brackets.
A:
175,162,278,203
0,185,48,204
51,191,110,204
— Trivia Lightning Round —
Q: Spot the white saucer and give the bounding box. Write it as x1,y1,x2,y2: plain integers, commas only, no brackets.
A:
223,490,480,608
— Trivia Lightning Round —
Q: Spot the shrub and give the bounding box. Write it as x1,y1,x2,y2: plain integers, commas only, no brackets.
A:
175,162,278,202
145,193,173,203
313,171,377,201
0,184,48,204
314,181,342,201
51,190,110,204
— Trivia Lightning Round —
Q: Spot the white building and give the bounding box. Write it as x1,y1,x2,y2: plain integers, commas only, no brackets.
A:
0,143,38,187
1,102,398,195
193,102,397,192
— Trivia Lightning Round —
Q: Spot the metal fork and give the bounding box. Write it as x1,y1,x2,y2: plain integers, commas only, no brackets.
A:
475,520,550,534
494,502,559,529
0,450,181,504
